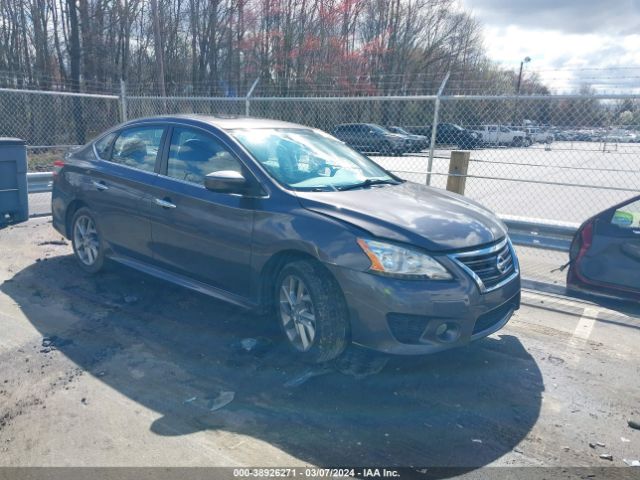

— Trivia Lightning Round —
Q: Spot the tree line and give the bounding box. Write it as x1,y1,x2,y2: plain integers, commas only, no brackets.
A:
0,0,542,96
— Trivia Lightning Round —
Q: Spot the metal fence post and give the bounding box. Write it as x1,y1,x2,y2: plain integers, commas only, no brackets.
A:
245,77,260,116
120,79,128,122
426,72,450,186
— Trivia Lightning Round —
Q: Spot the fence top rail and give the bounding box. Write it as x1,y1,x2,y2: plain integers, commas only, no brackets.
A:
0,87,119,100
127,94,439,102
439,93,640,101
127,93,640,102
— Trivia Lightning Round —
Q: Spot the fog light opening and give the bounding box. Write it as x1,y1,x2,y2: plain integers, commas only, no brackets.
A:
435,322,461,343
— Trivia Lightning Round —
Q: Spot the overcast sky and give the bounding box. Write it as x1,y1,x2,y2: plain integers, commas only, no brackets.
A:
459,0,640,92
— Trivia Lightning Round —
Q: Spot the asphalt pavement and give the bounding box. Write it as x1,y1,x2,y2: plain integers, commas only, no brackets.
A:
0,218,639,475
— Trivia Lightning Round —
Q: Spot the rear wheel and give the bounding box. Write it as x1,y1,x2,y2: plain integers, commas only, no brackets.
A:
275,259,349,363
71,207,105,273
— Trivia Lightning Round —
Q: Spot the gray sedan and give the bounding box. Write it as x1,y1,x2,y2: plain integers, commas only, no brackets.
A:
52,115,520,362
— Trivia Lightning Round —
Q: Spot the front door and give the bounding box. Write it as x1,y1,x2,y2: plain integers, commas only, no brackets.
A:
146,125,255,298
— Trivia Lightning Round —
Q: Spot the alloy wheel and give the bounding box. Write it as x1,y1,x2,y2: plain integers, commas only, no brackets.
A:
279,274,317,352
73,214,100,266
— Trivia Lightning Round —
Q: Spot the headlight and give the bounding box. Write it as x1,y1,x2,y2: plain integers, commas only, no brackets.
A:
357,239,453,279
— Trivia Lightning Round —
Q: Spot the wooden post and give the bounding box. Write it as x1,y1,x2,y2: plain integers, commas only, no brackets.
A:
446,150,470,195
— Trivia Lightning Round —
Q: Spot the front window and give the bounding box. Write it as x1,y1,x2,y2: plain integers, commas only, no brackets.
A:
166,127,243,185
230,128,400,191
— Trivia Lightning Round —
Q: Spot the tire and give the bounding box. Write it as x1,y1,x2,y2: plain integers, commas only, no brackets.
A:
70,207,105,273
275,259,349,363
512,137,524,147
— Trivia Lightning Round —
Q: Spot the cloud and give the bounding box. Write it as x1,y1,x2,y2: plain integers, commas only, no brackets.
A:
458,1,640,92
479,25,640,92
464,0,640,34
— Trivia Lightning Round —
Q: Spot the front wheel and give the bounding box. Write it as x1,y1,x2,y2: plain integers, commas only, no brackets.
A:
275,260,349,363
71,207,105,273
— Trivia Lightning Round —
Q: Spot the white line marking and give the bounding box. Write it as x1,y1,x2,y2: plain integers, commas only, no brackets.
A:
572,307,598,340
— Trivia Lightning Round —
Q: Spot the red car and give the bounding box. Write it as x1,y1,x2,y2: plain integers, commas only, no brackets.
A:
567,195,640,300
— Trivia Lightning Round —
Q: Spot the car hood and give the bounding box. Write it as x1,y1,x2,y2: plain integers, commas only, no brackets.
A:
295,182,507,252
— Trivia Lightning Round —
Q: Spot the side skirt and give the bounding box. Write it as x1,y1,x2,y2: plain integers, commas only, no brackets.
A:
109,254,257,310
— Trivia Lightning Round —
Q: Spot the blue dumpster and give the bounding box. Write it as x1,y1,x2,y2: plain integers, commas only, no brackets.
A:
0,138,28,228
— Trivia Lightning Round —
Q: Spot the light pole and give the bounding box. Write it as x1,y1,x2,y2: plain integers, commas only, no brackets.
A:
516,56,531,95
513,57,531,128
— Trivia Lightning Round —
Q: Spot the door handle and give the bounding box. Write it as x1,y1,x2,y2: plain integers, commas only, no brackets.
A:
154,198,177,209
92,180,108,191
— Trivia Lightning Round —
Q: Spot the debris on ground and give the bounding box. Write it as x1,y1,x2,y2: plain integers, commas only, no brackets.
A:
230,337,272,356
283,367,332,388
599,454,613,461
513,447,524,454
40,335,73,353
628,419,640,431
81,397,88,405
208,391,235,412
123,295,139,304
621,437,630,443
596,442,606,447
589,442,597,449
240,338,258,352
334,348,389,379
623,459,640,467
38,240,68,246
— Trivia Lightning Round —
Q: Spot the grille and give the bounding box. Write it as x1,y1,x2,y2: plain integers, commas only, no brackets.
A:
473,301,516,335
450,238,518,293
387,313,429,344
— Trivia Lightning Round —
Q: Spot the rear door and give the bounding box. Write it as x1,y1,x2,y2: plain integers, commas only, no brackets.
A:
83,125,166,260
145,125,255,297
578,197,640,292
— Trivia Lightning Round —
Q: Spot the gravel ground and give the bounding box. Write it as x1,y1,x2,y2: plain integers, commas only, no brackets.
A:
0,218,639,477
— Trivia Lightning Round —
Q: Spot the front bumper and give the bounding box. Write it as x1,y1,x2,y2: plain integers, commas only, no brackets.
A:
327,257,520,355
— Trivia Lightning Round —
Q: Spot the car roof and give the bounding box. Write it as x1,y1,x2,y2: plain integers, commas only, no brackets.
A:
122,114,311,131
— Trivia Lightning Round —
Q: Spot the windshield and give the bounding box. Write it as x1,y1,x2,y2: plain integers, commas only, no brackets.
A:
230,128,400,191
391,126,411,135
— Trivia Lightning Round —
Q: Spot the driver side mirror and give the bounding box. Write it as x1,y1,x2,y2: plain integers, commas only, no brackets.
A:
204,170,251,194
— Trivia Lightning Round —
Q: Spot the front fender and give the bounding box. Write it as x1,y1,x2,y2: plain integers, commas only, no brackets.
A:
249,207,371,302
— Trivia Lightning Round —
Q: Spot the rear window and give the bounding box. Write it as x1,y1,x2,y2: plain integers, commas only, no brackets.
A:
110,126,165,173
94,133,116,160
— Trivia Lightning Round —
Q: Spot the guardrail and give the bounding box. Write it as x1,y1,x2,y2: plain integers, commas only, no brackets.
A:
26,172,578,251
27,172,53,194
501,215,578,252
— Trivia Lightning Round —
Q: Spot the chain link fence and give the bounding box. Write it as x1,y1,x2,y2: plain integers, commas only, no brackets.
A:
4,85,640,286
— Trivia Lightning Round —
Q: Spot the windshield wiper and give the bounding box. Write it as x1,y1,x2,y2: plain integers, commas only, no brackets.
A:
337,178,401,191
